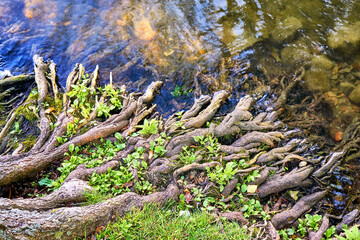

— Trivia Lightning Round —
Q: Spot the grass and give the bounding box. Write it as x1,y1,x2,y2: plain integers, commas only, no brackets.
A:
95,204,249,240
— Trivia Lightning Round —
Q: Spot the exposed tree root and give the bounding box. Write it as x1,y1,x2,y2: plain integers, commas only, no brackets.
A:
0,184,179,240
0,56,357,239
0,179,93,211
271,190,328,229
309,215,329,240
257,165,314,198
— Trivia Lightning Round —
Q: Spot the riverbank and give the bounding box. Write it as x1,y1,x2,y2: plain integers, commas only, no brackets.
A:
1,56,360,239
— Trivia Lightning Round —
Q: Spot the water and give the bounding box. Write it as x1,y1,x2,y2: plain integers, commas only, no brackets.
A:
1,1,359,84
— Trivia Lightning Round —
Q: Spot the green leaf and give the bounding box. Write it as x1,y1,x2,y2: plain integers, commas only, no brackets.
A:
38,178,54,187
115,132,122,141
241,184,247,193
69,144,75,153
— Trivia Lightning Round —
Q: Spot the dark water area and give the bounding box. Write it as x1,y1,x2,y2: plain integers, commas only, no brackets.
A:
1,0,360,212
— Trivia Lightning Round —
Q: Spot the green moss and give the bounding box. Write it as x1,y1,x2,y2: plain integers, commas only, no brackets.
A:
22,135,37,151
11,141,19,150
54,231,63,239
15,89,39,122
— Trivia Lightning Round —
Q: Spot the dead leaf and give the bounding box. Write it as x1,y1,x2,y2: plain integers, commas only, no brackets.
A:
45,107,55,114
289,190,299,200
123,181,134,188
95,226,105,234
184,190,193,204
148,150,154,160
247,185,258,193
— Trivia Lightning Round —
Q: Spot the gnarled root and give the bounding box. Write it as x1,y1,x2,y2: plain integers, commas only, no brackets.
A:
257,165,314,198
0,184,179,240
309,215,330,240
0,179,92,211
271,190,327,229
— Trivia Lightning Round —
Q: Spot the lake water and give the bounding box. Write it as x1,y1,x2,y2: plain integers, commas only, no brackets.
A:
1,0,359,85
2,0,360,129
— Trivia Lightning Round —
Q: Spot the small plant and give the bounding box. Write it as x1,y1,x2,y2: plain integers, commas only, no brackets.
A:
336,225,360,240
305,214,322,231
171,85,193,98
83,189,108,205
178,146,197,165
324,225,336,239
10,121,22,134
206,162,237,192
96,102,114,118
38,177,54,188
193,135,221,160
52,139,126,189
278,214,336,239
136,119,158,137
241,198,267,219
149,134,167,159
89,167,134,197
279,228,296,240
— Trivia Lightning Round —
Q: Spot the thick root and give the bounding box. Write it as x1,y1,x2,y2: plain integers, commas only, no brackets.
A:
271,190,327,229
0,184,179,240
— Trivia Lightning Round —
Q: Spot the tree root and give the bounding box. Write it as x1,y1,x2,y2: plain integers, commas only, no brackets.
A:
219,211,248,225
271,190,327,229
222,177,239,196
309,215,329,240
1,58,357,239
173,162,220,180
257,165,314,198
0,179,92,211
0,184,179,240
312,151,344,178
257,139,302,163
64,160,119,183
0,70,163,186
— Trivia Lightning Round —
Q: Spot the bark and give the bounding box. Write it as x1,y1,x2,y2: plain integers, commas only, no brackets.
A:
257,139,302,163
310,216,330,240
0,184,179,240
221,177,239,196
0,75,35,92
0,179,92,211
271,190,327,229
312,151,344,178
335,209,359,232
257,165,314,198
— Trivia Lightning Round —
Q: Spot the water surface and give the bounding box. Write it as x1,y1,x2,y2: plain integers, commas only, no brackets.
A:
1,0,359,85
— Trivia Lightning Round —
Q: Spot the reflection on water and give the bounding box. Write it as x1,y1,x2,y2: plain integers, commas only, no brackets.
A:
1,0,360,115
1,0,359,84
1,0,360,131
